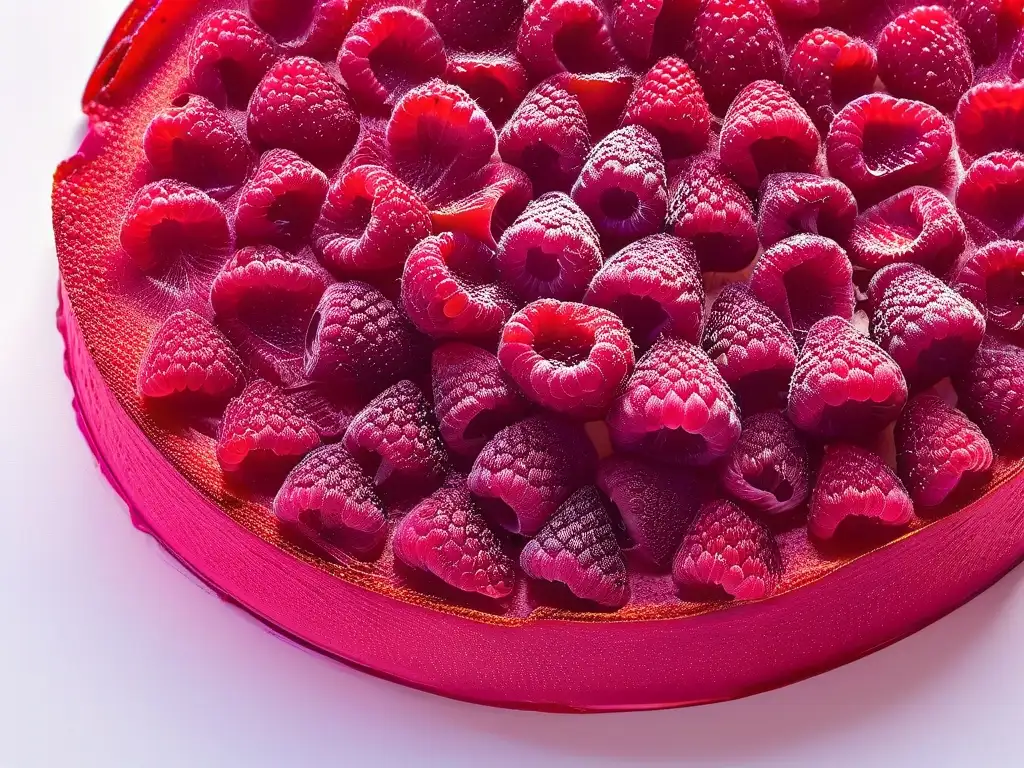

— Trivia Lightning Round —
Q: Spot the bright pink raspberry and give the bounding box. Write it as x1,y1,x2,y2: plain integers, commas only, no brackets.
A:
868,263,986,389
953,336,1024,450
234,149,329,247
788,316,909,439
188,10,277,108
611,0,699,62
757,172,858,249
498,299,635,418
468,415,598,535
519,486,629,609
517,0,621,79
877,6,974,113
954,83,1024,164
719,80,822,190
584,234,704,349
445,53,528,128
827,94,954,202
895,394,993,508
846,186,967,274
608,336,741,465
393,475,516,599
495,192,603,302
425,0,525,51
722,411,810,515
809,443,914,541
785,27,878,133
672,499,782,600
954,240,1024,338
620,57,712,159
667,153,758,272
401,232,517,340
702,283,798,413
956,150,1024,244
571,125,668,243
949,0,1001,65
688,0,785,116
750,234,855,339
247,0,351,57
597,455,697,567
429,161,533,248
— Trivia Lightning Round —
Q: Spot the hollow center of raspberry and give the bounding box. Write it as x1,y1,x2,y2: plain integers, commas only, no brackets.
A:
252,0,316,39
982,185,1024,236
447,243,497,285
268,192,318,237
750,137,812,180
553,19,609,75
519,142,562,191
369,33,423,95
237,289,317,350
599,188,640,222
213,59,256,109
746,465,794,504
988,268,1024,325
534,325,594,366
869,202,921,247
336,194,373,237
782,259,842,331
525,247,561,282
609,295,671,348
861,121,922,174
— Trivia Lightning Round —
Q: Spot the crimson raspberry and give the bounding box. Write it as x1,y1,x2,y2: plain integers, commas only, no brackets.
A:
954,240,1024,338
721,411,810,516
247,0,351,57
956,151,1024,244
445,53,528,127
953,336,1024,450
234,149,329,247
188,10,277,108
949,0,1001,65
517,0,621,79
954,83,1024,163
425,0,525,52
620,57,712,159
612,0,699,62
757,172,857,249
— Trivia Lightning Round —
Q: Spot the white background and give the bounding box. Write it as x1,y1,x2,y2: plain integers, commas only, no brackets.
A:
1,1,1023,765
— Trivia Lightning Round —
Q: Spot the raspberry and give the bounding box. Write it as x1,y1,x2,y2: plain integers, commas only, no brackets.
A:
584,234,704,349
672,499,782,600
313,165,432,276
337,7,447,111
425,0,525,52
868,263,986,389
554,70,637,139
188,10,277,109
233,149,329,247
143,95,252,197
596,455,697,567
393,475,516,599
432,343,530,457
895,394,993,508
785,27,878,133
467,415,598,534
401,232,517,340
666,153,758,272
304,281,417,394
877,6,974,113
721,411,810,515
570,125,668,244
749,234,855,339
688,0,785,116
519,486,629,608
620,57,712,159
611,0,699,62
757,172,858,249
343,380,450,489
845,186,967,274
247,57,359,169
954,83,1024,163
517,0,621,79
247,0,352,57
429,161,533,249
495,192,602,302
702,283,798,413
826,94,954,202
956,151,1024,244
808,443,914,541
607,337,741,465
138,310,245,401
498,299,635,418
949,0,1001,65
788,316,909,439
953,336,1024,450
954,240,1024,338
445,53,528,128
719,80,822,190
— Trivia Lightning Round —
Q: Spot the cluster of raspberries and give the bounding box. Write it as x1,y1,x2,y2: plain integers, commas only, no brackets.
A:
128,0,1023,611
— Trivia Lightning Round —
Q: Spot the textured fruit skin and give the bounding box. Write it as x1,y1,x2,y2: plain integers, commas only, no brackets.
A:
721,411,810,515
234,149,329,247
188,10,278,108
517,0,621,79
757,172,857,249
956,150,1024,244
954,82,1024,163
954,240,1024,338
620,57,712,158
953,336,1024,451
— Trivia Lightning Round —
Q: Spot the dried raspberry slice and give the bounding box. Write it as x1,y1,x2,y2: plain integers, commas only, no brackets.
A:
956,151,1024,244
393,475,516,598
719,80,822,190
672,499,782,600
468,415,598,534
445,53,528,128
234,149,329,247
845,186,967,274
517,0,621,79
429,162,533,251
620,57,712,159
722,411,810,516
702,283,798,413
247,0,352,57
809,443,914,541
749,234,855,339
788,316,909,439
757,172,858,249
868,263,986,389
498,299,634,418
954,240,1024,338
520,486,629,608
954,83,1024,163
895,394,993,508
949,0,1001,65
953,336,1024,450
425,0,525,52
188,10,278,109
608,336,741,465
611,0,699,62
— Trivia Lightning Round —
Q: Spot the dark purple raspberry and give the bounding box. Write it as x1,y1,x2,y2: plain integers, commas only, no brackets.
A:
498,299,635,418
596,455,697,567
444,53,528,128
757,172,858,249
234,149,329,247
520,486,629,609
495,192,603,302
721,411,811,515
868,263,986,389
702,283,798,414
608,336,741,466
431,342,530,457
517,0,621,79
672,499,782,600
895,394,993,508
620,57,712,159
425,0,525,52
667,153,759,272
809,443,914,541
949,0,1001,65
954,83,1024,164
749,234,855,339
612,0,699,62
953,336,1024,451
468,415,598,535
954,240,1024,338
189,10,277,109
788,316,909,440
393,475,516,599
956,151,1024,244
584,234,704,349
429,161,533,248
